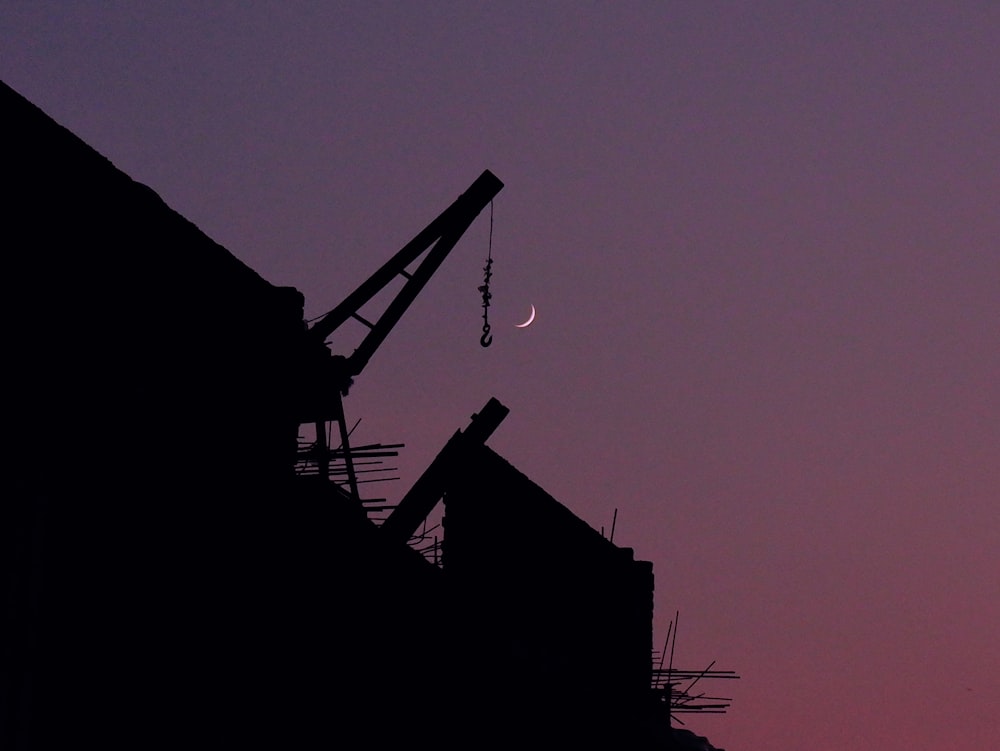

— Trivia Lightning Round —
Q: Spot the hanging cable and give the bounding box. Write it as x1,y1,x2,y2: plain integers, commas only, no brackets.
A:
478,200,494,347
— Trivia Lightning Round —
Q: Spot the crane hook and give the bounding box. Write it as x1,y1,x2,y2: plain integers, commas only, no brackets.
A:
478,202,495,348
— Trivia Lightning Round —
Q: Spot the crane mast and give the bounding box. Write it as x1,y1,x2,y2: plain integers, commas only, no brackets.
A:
298,170,503,500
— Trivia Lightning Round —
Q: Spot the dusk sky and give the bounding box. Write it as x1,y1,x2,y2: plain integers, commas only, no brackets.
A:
4,3,998,748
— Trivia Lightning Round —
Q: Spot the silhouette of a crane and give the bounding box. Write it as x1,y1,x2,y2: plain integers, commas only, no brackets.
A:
297,170,503,499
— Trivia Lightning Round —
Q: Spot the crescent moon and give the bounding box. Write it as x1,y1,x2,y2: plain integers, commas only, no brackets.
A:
515,304,536,328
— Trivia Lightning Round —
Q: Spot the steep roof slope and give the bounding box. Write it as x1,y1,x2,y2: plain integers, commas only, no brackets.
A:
2,79,314,747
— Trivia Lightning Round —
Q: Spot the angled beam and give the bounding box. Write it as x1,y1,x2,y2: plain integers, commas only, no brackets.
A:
380,398,509,545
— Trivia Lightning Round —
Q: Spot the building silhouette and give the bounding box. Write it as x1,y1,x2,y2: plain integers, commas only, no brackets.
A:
2,80,722,750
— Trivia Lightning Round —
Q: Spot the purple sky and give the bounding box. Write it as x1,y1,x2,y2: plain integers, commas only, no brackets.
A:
4,4,998,747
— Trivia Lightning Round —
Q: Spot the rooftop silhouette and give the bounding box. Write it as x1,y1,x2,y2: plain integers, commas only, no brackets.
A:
2,79,727,750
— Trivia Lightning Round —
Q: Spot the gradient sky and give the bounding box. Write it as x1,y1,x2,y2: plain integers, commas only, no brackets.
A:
4,4,998,748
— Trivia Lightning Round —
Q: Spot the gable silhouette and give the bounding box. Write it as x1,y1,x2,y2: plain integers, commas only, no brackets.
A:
2,80,723,750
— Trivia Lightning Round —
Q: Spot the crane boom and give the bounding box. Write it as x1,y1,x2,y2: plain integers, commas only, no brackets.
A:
308,169,503,382
298,170,503,498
